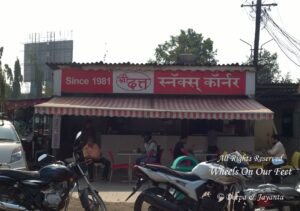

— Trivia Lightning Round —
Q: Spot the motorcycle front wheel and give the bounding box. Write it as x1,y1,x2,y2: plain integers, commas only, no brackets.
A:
79,188,107,211
134,187,179,211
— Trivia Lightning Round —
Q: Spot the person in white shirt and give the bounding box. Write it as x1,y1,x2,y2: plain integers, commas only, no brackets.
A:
135,132,158,165
265,134,287,184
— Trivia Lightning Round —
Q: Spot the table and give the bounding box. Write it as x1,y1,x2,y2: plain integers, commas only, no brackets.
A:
118,151,143,182
193,150,218,161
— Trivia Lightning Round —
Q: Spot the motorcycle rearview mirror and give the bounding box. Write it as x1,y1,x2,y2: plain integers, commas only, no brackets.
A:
75,131,82,140
38,154,48,162
73,131,84,151
38,154,56,165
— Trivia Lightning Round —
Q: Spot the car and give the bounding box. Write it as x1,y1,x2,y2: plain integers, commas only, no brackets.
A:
0,118,28,170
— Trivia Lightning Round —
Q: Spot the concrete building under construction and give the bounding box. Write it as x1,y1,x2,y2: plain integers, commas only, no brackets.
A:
24,32,73,97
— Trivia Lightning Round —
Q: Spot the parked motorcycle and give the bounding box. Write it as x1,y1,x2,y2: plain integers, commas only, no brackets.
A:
127,151,300,211
241,182,300,211
0,131,107,211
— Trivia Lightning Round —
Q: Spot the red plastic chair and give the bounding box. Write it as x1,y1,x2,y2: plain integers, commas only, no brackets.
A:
107,151,130,182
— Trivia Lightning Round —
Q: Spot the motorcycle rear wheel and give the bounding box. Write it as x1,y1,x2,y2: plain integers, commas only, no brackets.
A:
134,187,178,211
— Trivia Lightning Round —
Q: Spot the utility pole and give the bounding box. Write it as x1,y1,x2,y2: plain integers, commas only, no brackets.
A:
241,0,277,84
253,0,262,68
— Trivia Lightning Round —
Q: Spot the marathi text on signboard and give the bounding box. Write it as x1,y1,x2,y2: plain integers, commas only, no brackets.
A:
113,71,154,93
154,71,245,95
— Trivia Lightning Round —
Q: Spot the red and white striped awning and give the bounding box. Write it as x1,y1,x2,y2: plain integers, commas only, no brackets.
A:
34,96,273,120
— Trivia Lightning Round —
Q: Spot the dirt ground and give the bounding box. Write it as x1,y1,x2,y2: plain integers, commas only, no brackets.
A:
68,197,134,211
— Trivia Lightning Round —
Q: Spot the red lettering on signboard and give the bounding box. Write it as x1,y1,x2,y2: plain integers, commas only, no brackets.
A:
116,72,152,91
61,69,113,93
154,71,245,95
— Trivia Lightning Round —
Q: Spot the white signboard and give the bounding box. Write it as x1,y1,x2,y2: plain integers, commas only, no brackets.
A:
113,70,154,93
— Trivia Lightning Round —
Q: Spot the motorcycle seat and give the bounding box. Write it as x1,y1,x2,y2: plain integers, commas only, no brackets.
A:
0,169,40,180
145,164,200,181
278,187,300,197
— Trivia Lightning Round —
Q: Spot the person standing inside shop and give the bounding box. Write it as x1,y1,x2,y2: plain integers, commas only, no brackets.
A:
207,128,219,160
173,135,188,160
82,119,96,141
136,132,158,165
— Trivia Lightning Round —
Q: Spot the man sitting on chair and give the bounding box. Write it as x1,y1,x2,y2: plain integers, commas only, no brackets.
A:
265,134,287,184
83,137,111,181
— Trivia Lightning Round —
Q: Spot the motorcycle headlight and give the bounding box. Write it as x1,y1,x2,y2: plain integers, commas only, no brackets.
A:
10,146,23,163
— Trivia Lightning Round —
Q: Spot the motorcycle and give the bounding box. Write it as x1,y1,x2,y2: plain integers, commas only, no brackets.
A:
127,151,252,211
0,131,107,211
241,180,300,211
127,151,300,211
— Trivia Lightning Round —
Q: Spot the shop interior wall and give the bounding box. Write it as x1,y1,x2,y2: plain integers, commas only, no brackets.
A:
101,135,254,166
59,116,255,162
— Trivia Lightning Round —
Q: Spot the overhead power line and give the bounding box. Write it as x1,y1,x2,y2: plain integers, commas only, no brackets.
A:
262,10,300,67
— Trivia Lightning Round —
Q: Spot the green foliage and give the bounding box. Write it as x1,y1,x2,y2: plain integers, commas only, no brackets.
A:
12,58,23,99
246,49,282,84
280,72,292,84
0,49,24,100
154,28,217,65
257,50,281,84
4,83,12,98
4,64,13,85
0,47,6,103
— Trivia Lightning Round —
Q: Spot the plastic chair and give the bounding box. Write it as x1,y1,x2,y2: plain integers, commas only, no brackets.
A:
171,155,198,172
107,151,130,182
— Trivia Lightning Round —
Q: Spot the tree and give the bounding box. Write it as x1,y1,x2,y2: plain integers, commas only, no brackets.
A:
280,72,292,84
0,47,5,105
257,50,281,84
12,58,23,99
3,64,12,98
246,49,294,84
4,64,13,85
245,49,281,84
154,28,217,65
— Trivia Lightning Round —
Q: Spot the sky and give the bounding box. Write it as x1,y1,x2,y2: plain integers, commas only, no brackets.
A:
1,0,300,90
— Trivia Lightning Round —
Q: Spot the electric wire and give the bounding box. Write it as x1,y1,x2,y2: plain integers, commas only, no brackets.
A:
260,9,300,67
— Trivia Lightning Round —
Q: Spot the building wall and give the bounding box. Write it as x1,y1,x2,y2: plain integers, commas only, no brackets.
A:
254,120,274,150
24,40,73,82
